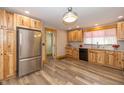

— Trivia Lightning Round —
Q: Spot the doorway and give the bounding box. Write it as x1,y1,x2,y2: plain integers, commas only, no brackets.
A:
45,28,56,62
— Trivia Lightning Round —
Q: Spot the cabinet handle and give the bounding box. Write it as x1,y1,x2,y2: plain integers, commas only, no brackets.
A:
0,53,3,55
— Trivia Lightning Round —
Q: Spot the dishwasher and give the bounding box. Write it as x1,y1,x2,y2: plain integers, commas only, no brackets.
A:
79,48,88,61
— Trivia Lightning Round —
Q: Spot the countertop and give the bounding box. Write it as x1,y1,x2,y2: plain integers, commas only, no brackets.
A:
66,46,124,52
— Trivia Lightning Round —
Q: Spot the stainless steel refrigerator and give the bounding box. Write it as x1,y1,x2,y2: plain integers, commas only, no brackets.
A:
17,28,42,77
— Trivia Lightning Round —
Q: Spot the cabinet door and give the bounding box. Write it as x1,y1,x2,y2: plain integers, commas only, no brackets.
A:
77,30,83,41
0,9,5,29
68,31,73,42
117,22,124,40
4,11,14,30
0,29,4,80
96,51,105,65
105,51,115,66
31,19,41,30
115,52,123,69
92,52,97,63
16,14,30,28
89,50,97,63
4,30,16,78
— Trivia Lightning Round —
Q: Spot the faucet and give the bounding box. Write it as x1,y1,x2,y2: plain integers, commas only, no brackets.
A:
97,42,100,48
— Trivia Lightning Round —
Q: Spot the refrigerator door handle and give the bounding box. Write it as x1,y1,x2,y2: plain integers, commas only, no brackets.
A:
19,33,22,57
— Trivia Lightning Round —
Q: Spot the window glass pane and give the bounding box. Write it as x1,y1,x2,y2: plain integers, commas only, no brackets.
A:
84,28,117,45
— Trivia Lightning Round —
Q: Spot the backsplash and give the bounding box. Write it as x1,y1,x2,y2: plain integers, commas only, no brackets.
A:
118,41,124,50
68,40,124,50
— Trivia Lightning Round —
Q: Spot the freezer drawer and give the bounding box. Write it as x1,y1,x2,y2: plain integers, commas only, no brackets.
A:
18,57,41,77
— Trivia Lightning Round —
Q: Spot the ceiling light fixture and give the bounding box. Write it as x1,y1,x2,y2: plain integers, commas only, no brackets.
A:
118,16,123,19
25,11,30,14
63,7,78,23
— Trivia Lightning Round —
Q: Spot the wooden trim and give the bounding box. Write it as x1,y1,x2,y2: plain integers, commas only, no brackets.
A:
66,28,83,31
45,27,57,62
84,24,117,32
45,27,56,32
56,55,66,59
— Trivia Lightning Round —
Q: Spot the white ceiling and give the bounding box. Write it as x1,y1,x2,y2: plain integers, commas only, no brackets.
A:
4,7,124,30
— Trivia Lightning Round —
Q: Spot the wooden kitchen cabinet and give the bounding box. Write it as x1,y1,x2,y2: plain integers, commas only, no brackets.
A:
105,51,115,67
117,22,124,40
96,50,105,65
0,29,4,80
65,47,79,60
15,14,42,30
0,29,16,80
68,31,74,42
105,51,123,69
65,47,73,58
4,30,16,78
31,19,41,30
68,29,83,42
4,11,14,30
77,30,83,41
0,9,14,30
73,48,79,60
114,52,123,69
0,9,5,29
15,14,31,28
88,49,97,64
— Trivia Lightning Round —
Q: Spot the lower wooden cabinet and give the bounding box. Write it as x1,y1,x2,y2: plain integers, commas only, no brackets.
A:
65,47,79,60
5,52,16,78
89,49,105,65
105,51,115,67
73,48,79,60
96,51,105,65
88,50,97,64
89,49,124,70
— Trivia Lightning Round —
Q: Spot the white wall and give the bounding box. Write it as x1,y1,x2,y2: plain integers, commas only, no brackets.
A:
56,29,67,57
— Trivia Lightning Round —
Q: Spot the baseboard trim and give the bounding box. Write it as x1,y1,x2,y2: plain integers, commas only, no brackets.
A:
56,55,66,59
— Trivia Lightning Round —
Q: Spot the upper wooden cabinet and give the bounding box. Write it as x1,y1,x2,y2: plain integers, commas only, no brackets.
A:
15,14,42,30
117,22,124,40
31,19,41,30
0,9,4,29
68,29,83,42
0,9,14,30
15,14,31,28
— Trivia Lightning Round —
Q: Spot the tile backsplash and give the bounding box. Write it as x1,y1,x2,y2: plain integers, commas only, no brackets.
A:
68,40,124,50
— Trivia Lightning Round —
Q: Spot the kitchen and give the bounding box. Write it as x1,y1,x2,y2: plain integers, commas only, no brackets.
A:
0,7,124,85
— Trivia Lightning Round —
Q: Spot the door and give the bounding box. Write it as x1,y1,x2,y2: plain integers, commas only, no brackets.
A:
0,29,4,80
18,29,41,59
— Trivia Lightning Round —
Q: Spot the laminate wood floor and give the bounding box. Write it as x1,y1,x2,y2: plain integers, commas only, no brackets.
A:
1,58,124,85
